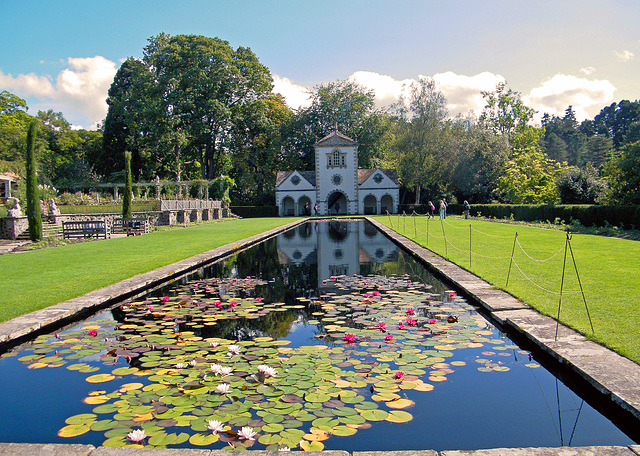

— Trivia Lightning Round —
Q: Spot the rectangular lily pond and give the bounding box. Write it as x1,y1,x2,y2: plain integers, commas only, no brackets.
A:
0,220,635,451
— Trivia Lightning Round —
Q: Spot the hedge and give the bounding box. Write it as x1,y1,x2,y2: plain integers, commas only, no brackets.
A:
230,206,279,218
398,203,640,229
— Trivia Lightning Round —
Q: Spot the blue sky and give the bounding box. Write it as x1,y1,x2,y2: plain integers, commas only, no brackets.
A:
1,0,639,129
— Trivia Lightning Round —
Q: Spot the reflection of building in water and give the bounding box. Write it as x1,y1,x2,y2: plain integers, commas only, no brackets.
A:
276,221,398,288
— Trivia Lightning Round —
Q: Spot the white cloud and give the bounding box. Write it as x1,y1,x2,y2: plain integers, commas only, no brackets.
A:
524,74,616,122
347,71,414,109
614,50,634,62
272,74,312,110
432,71,505,118
580,66,596,76
0,56,117,129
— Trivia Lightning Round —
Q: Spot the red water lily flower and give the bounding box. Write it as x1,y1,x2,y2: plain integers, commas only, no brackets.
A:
394,371,404,379
405,318,417,326
87,330,98,337
384,335,394,342
343,334,356,343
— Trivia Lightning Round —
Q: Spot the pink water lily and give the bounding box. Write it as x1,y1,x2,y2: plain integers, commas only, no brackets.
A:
429,318,437,324
215,302,223,309
343,333,356,343
384,334,393,342
87,330,98,337
405,318,417,326
448,291,457,299
375,322,386,330
394,371,405,379
255,297,263,302
161,296,170,303
406,308,415,316
371,291,380,297
398,322,405,330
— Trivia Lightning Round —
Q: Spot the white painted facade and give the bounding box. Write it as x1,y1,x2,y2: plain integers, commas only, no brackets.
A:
275,130,399,216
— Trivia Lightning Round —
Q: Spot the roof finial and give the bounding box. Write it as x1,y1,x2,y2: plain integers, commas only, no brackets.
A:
334,122,338,133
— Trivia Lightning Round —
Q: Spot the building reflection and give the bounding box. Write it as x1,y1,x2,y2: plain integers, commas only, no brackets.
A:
276,220,399,288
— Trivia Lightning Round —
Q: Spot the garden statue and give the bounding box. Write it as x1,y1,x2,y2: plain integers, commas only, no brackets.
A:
48,198,61,216
7,198,22,217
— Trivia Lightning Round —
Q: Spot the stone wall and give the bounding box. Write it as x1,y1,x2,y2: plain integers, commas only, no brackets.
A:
0,217,28,240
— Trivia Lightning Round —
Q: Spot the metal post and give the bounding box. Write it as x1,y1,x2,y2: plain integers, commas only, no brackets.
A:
555,233,570,340
469,224,472,268
441,219,447,257
506,232,518,287
567,234,595,334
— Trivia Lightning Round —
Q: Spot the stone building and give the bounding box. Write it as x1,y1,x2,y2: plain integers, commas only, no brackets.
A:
275,130,399,216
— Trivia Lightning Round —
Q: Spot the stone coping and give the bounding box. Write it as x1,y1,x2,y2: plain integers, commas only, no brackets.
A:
0,217,638,454
0,444,638,455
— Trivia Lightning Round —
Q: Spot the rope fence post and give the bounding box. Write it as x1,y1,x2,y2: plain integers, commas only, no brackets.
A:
506,232,518,287
555,232,571,340
567,233,595,334
440,219,447,257
469,224,472,268
426,217,429,247
414,212,417,238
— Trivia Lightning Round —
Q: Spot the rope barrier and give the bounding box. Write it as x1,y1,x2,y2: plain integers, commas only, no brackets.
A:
516,238,565,262
442,219,469,230
470,226,515,239
511,258,582,295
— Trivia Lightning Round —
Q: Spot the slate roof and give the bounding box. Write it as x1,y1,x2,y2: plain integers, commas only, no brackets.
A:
314,130,357,147
357,168,400,185
275,170,316,188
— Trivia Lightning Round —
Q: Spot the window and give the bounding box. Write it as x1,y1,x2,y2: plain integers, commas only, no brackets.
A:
327,149,347,168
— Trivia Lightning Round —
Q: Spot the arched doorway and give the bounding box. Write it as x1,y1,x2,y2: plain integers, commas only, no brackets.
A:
381,194,394,214
363,194,377,215
282,196,295,216
327,191,347,215
298,195,312,216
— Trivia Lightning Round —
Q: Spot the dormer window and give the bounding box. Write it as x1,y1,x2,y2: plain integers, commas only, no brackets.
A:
327,149,346,168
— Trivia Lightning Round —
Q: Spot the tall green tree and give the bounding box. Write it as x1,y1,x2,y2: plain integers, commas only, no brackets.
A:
388,78,449,204
25,120,42,241
123,151,133,218
602,141,640,204
102,34,273,182
229,94,292,205
281,79,389,171
479,82,535,139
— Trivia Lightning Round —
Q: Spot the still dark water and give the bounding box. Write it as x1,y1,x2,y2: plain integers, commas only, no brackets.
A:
0,220,634,451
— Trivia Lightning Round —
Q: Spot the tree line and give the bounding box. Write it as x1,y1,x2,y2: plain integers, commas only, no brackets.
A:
1,33,639,206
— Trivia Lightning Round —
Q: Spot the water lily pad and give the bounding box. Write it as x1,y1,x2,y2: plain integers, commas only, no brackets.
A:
300,440,325,451
189,433,219,446
386,410,413,423
360,409,389,421
58,423,91,438
85,373,116,383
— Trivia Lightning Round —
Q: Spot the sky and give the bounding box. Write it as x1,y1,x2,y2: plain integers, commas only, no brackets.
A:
1,0,639,130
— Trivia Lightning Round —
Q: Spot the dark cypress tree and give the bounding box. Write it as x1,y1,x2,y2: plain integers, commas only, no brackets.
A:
123,151,133,219
25,120,42,241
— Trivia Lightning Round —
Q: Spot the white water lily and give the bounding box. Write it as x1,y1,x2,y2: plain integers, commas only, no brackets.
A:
127,429,147,443
216,383,231,394
227,344,241,356
210,341,220,348
210,363,223,375
258,364,277,378
219,366,232,376
278,447,291,452
175,363,185,369
189,360,197,367
206,419,224,434
238,426,258,440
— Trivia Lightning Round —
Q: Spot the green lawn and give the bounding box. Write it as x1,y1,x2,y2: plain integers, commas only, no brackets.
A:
373,214,640,364
0,218,290,323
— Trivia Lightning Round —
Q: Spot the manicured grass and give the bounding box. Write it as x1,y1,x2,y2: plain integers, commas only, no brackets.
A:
373,214,640,364
0,218,290,323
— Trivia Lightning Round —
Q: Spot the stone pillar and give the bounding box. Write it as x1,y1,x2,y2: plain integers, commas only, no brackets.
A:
190,209,201,222
177,210,189,224
213,208,222,220
202,209,212,221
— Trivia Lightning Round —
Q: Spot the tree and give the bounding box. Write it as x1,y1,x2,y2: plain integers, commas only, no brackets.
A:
593,100,640,149
388,77,449,204
602,141,640,204
281,79,389,171
0,90,28,115
448,123,510,202
123,151,133,218
479,82,535,139
556,165,608,204
229,94,292,205
25,120,42,241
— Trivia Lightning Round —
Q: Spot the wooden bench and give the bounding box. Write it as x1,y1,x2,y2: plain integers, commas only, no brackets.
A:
62,220,110,239
112,217,149,236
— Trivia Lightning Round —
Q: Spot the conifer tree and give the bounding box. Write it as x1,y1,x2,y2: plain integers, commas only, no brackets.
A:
25,120,42,241
123,151,133,219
